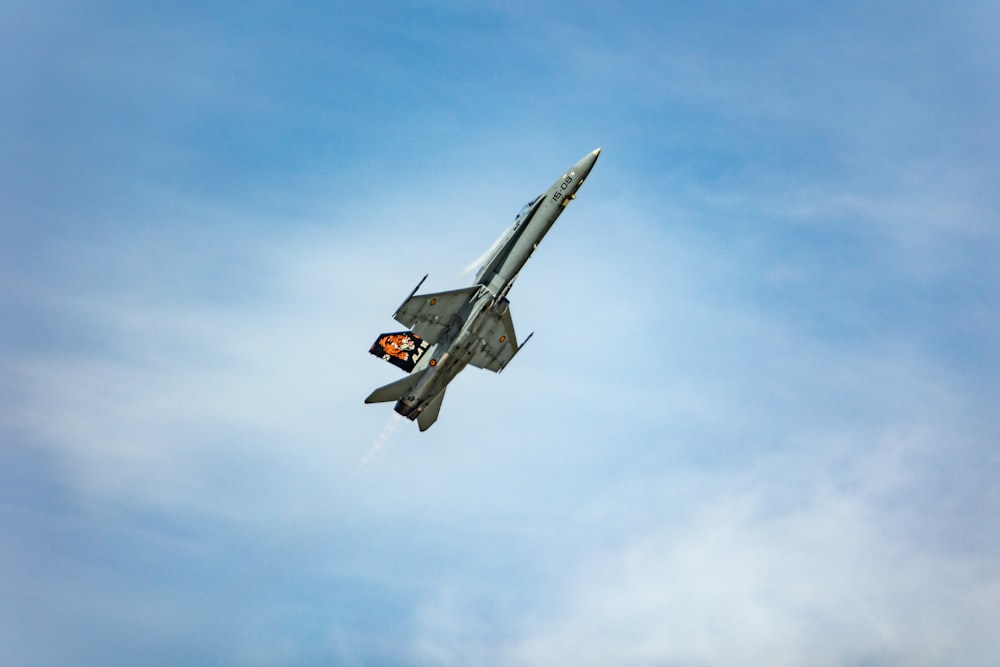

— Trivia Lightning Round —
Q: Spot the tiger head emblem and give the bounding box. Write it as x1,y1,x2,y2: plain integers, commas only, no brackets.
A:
379,334,417,361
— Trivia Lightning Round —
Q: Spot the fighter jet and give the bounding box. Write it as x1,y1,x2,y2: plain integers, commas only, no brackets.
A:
365,148,601,430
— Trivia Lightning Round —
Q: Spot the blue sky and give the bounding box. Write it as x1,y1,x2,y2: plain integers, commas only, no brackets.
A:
3,1,998,665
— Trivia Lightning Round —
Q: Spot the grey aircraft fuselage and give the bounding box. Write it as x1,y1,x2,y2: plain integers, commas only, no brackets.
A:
365,148,601,430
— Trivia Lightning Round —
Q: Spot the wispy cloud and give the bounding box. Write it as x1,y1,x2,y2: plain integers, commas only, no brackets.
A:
3,2,998,665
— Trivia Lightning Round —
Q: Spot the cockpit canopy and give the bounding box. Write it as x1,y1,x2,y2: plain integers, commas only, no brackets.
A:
514,196,542,223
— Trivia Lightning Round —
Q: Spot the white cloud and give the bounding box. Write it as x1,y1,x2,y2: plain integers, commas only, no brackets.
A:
4,3,999,664
503,477,1000,666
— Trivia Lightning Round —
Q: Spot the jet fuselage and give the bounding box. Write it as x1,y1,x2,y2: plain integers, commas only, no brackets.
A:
366,148,601,430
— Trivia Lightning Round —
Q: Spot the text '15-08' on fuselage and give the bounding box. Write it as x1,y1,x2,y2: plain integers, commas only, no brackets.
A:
365,148,601,431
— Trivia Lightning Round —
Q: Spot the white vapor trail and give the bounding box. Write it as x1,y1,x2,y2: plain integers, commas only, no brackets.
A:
356,413,406,470
459,222,510,277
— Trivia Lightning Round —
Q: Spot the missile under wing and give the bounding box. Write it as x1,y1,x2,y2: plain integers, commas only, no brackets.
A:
365,148,601,430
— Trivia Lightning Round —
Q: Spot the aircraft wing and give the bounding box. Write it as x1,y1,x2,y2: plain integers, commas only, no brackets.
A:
394,286,479,343
469,305,519,373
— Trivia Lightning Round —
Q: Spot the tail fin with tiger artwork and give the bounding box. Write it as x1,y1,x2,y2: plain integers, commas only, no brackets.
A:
368,331,429,373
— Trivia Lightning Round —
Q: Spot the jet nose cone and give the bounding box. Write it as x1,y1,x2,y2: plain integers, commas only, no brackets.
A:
573,147,601,179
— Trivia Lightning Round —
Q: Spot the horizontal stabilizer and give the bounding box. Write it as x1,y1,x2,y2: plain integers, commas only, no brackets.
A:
369,331,429,373
365,369,427,404
417,387,446,431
